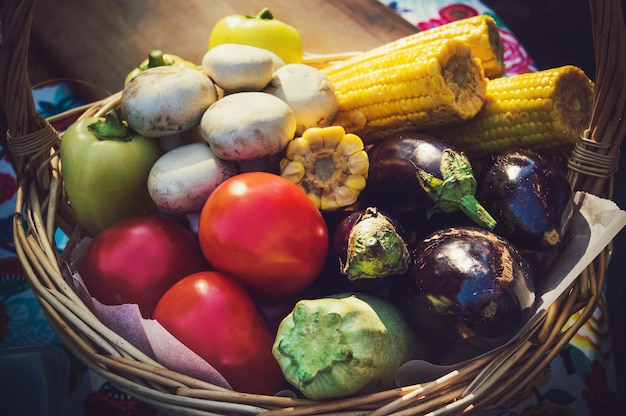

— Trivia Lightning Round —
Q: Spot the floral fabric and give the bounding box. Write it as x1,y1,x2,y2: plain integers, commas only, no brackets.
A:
384,0,536,75
0,1,618,415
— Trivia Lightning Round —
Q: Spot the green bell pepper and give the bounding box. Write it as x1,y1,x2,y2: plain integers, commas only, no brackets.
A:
60,110,161,236
208,7,303,64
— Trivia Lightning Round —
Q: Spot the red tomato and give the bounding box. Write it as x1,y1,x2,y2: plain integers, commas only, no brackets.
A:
152,271,285,394
198,172,328,300
78,214,209,318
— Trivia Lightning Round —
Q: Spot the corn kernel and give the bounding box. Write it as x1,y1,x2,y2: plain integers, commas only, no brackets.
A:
334,186,361,207
345,174,367,191
348,151,369,176
336,133,365,156
281,161,305,183
285,137,310,160
302,128,325,152
321,126,346,150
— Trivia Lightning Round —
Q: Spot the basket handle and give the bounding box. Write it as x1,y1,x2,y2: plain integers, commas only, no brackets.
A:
1,0,60,176
567,0,626,198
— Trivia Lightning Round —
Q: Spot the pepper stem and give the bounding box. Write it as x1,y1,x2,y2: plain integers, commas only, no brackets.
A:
147,49,169,68
256,7,274,20
87,109,131,142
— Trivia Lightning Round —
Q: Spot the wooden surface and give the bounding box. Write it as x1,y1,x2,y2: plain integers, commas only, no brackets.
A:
30,0,417,96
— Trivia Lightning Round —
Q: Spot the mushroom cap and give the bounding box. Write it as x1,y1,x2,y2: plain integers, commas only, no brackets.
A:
202,43,283,93
148,142,237,213
265,63,339,135
200,92,296,161
121,66,218,137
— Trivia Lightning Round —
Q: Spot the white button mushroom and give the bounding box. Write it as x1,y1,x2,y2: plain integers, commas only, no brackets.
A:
147,142,237,214
200,91,296,173
264,63,339,135
121,66,218,137
202,43,285,94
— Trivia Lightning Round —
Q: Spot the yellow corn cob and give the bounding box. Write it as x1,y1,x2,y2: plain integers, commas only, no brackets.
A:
427,65,595,157
280,126,369,211
325,14,505,79
410,14,506,78
324,38,488,144
430,14,506,78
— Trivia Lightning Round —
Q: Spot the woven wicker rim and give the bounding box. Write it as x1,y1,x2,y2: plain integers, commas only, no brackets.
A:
1,0,624,414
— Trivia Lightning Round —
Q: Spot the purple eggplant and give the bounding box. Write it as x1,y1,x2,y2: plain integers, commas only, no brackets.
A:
366,132,447,211
478,149,574,252
401,226,536,361
365,131,496,230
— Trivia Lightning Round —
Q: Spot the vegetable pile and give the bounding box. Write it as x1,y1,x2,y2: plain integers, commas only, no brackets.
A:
61,9,595,399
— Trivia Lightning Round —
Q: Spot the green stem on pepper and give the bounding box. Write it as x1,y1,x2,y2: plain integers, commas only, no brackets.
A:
146,49,170,68
87,109,132,142
256,7,274,20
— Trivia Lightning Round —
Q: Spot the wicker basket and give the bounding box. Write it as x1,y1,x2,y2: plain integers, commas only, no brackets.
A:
2,0,626,414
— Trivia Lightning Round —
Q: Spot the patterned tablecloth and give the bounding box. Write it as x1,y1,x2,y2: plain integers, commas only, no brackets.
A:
0,1,618,414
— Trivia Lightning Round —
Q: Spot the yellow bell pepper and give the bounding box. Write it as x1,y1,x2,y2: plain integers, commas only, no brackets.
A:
208,7,303,64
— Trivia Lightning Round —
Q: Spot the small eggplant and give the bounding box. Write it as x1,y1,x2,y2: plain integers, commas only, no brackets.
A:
479,149,574,252
332,207,411,290
402,226,536,361
366,132,496,230
366,132,446,211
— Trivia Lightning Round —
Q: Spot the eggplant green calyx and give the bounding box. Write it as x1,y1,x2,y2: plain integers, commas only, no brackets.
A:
276,303,352,384
416,149,496,230
87,110,132,142
256,7,274,20
342,207,410,280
